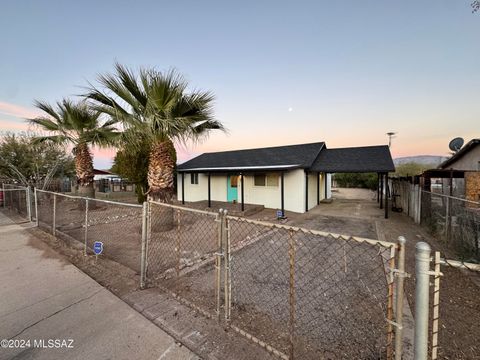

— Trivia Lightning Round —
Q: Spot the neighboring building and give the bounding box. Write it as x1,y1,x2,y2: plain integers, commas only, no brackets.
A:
437,139,480,202
438,139,480,171
176,142,395,214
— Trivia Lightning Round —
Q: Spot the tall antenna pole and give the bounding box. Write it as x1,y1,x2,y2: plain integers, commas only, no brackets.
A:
387,132,396,148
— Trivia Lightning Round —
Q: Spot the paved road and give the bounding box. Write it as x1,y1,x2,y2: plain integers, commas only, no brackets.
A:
0,211,198,360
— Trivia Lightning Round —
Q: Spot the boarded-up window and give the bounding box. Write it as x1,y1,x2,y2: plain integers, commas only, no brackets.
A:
254,174,266,186
266,173,279,187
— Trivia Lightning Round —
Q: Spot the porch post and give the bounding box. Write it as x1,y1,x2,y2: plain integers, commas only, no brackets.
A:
305,170,309,212
181,172,185,205
281,172,285,217
325,173,328,199
380,173,384,209
377,173,380,203
385,173,389,219
208,173,211,208
241,174,244,212
317,173,320,205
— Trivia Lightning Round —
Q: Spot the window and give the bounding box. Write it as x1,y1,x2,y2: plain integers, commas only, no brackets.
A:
254,174,266,186
191,173,199,185
254,173,279,187
266,174,279,186
230,176,238,188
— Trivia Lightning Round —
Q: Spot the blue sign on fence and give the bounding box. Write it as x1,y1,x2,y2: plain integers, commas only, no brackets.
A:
93,241,103,255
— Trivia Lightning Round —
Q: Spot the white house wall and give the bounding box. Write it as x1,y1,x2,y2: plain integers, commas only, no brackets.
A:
177,174,228,202
177,169,307,213
307,172,318,211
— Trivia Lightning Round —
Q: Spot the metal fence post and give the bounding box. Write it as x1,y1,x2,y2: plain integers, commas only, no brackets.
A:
288,229,296,360
445,196,450,243
34,188,39,227
224,209,231,321
2,183,5,209
215,208,224,322
140,201,148,289
84,199,89,256
52,193,57,236
394,236,406,360
26,187,32,222
414,242,431,360
431,251,441,360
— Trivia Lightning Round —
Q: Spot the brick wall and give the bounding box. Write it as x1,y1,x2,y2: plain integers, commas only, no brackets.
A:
465,171,480,202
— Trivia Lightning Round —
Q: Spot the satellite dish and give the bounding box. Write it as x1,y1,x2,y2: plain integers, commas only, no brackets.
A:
449,137,464,152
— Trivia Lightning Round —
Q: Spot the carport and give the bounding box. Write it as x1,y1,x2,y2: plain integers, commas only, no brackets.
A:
309,145,396,218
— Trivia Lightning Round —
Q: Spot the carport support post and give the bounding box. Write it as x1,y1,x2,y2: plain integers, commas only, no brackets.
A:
281,172,285,217
181,173,185,205
316,172,320,205
208,173,211,208
385,173,389,219
241,174,245,212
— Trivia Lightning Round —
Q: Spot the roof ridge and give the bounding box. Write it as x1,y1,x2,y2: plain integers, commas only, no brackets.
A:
201,141,325,155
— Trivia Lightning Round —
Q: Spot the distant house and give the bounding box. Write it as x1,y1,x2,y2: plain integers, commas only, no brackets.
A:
437,139,480,201
176,142,395,214
438,139,480,171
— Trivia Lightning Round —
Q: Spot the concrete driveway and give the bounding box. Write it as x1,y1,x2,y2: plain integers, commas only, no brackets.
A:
0,211,197,360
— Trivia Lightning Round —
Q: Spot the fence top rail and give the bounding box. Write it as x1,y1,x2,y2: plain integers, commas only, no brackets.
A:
35,188,143,208
2,183,28,190
421,190,480,206
226,214,397,249
148,199,218,216
1,188,28,192
440,258,480,272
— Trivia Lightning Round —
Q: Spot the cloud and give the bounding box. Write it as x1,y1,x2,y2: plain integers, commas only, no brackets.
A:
0,119,29,132
0,101,40,119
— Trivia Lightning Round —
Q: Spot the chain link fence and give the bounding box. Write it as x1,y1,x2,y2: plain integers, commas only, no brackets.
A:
421,191,480,262
35,189,143,273
1,184,31,220
225,216,398,359
145,201,221,318
3,188,409,359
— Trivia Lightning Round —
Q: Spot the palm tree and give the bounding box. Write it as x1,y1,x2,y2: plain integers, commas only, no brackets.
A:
29,99,119,197
85,63,225,203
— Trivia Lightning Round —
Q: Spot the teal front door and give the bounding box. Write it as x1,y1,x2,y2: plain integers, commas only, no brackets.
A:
227,175,238,202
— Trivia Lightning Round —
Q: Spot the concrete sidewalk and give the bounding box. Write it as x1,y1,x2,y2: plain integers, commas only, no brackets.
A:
0,211,198,360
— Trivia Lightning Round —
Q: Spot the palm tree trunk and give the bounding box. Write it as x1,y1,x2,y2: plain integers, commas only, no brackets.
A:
75,142,95,199
147,138,176,231
147,138,176,202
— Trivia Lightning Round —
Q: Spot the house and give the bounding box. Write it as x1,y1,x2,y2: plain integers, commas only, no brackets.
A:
436,139,480,201
438,139,480,171
176,142,395,215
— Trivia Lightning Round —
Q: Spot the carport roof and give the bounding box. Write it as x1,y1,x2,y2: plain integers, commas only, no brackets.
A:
310,145,395,173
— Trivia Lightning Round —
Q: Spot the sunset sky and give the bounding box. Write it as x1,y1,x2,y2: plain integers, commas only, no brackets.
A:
1,1,479,168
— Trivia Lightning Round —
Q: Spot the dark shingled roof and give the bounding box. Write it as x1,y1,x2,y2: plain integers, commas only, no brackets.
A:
177,142,325,172
309,145,395,173
438,139,480,170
